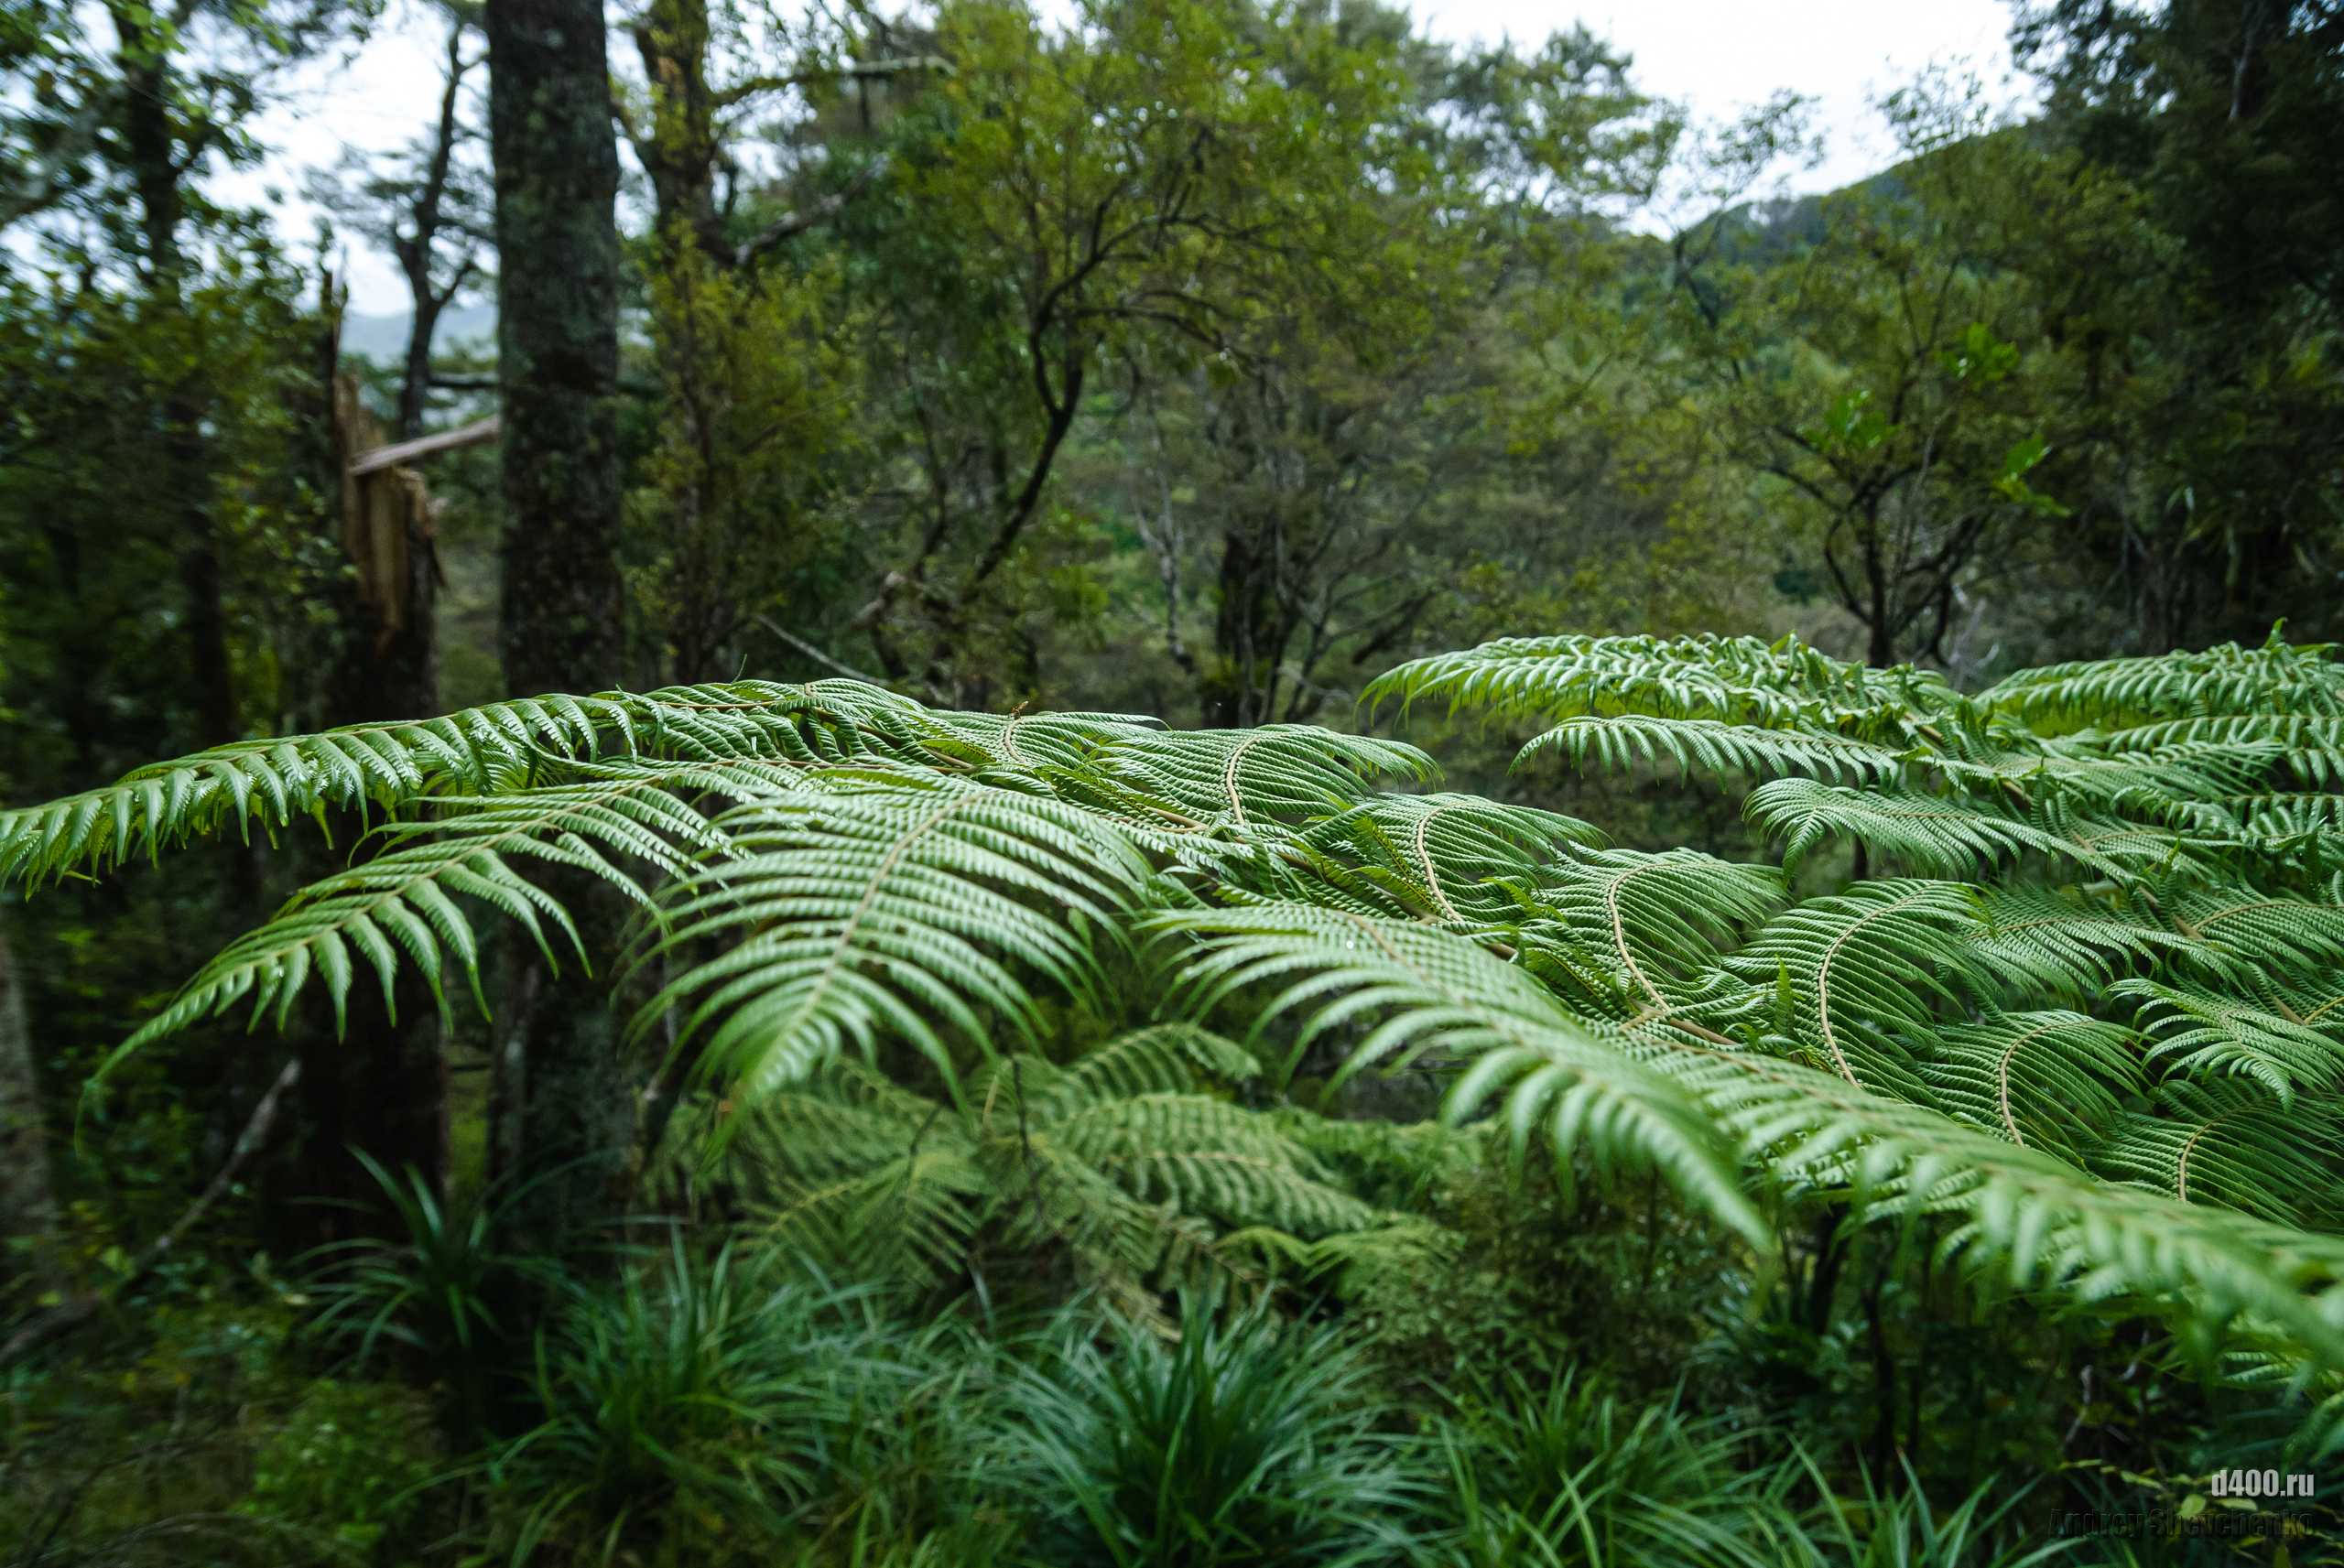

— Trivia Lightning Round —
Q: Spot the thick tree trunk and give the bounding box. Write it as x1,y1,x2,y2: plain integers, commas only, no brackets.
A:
487,0,628,696
483,0,634,1248
0,917,61,1292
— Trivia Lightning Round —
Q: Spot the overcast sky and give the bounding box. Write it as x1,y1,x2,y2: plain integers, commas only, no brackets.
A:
237,0,2025,315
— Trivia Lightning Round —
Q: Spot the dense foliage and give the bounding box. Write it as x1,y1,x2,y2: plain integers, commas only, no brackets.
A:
9,629,2344,1558
5,0,2341,1562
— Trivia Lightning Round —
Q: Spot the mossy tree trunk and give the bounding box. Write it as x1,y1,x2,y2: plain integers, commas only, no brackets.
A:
483,0,634,1248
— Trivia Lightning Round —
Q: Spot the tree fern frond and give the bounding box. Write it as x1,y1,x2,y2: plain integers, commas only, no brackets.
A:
1938,740,2283,816
928,707,1168,772
0,680,936,891
628,773,1161,1108
1292,792,1604,926
1719,880,1985,1091
2231,798,2344,878
2099,715,2344,786
1979,631,2344,732
1053,1093,1384,1238
1617,1028,2344,1368
1744,778,2146,879
94,762,776,1080
2091,1078,2344,1227
1039,1023,1262,1108
2109,979,2344,1103
704,1030,1387,1294
2160,889,2344,980
1916,1010,2143,1159
1365,632,1953,733
1517,714,1912,784
1087,725,1437,828
673,1080,926,1192
1968,885,2230,1003
1149,903,1771,1246
774,1152,992,1288
1525,848,1784,1011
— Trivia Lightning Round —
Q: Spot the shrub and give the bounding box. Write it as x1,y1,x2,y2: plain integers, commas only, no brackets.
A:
988,1291,1426,1567
489,1239,922,1564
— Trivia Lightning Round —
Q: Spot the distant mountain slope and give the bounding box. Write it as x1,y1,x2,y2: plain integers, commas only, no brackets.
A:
339,304,497,362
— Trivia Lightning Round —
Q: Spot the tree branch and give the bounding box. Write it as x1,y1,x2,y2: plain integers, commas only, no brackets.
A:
732,157,886,266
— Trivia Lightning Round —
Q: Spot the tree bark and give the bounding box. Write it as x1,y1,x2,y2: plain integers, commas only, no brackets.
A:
486,0,628,697
483,0,633,1248
629,0,723,252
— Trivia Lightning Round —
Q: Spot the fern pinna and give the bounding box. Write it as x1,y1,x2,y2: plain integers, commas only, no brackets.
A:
8,632,2344,1422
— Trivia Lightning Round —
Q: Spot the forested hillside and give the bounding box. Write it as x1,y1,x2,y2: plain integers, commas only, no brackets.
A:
3,1,2341,1563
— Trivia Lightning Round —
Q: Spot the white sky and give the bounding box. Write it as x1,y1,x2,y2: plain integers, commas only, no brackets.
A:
232,0,2026,314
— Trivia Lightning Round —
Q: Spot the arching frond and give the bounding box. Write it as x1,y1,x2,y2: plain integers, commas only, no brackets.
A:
1967,885,2228,1003
2160,889,2344,980
2092,1078,2344,1227
1618,1029,2344,1368
628,773,1160,1107
1979,630,2344,732
2110,979,2344,1103
1149,903,1770,1247
1037,1023,1263,1106
1938,739,2282,816
0,679,928,891
1088,724,1437,827
1153,899,2344,1374
1365,631,1953,732
1719,880,1985,1091
1290,792,1604,927
1516,714,1910,784
1915,1010,2143,1159
1525,848,1784,1011
928,706,1167,772
1744,778,2140,879
95,760,798,1077
2099,715,2344,786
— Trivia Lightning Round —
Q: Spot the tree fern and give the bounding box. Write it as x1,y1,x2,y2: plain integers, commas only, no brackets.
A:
0,679,950,890
676,1028,1386,1300
16,625,2344,1389
626,774,1163,1105
1976,627,2344,732
1369,627,2344,1380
